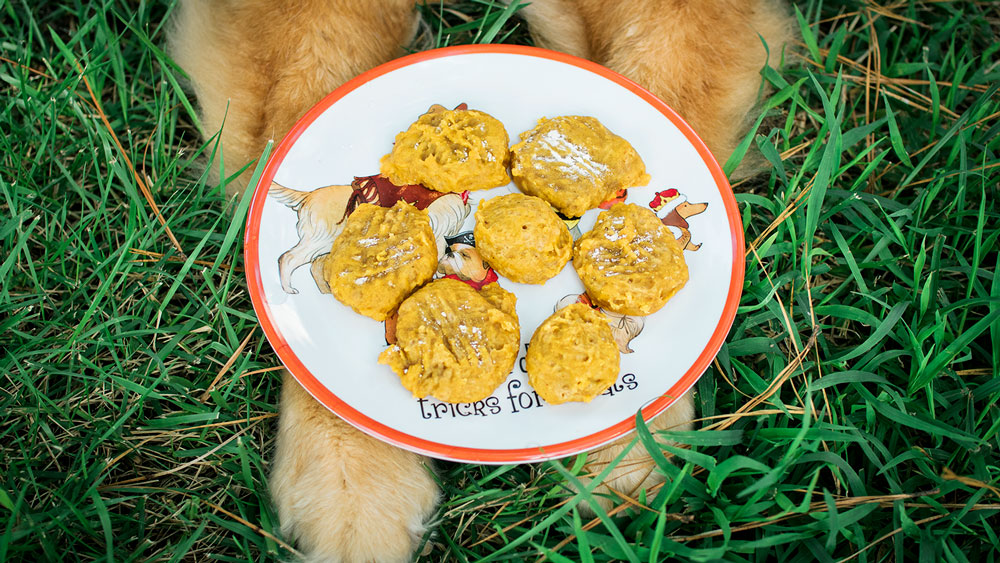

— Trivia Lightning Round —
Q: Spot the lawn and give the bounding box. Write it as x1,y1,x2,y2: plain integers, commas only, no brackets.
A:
2,1,999,561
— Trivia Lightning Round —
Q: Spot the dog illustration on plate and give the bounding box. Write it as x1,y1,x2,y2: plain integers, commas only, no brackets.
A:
648,188,708,251
270,174,471,294
436,232,499,290
555,293,645,354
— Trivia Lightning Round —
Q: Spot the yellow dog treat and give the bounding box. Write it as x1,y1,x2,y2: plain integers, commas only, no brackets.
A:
526,303,620,404
380,105,510,193
379,278,520,403
473,193,572,284
573,203,688,316
323,201,437,321
510,116,650,217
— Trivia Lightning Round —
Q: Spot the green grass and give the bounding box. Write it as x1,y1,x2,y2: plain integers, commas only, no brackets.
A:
2,0,999,561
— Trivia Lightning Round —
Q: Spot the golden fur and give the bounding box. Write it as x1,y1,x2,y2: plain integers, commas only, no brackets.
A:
518,0,793,161
170,0,421,197
170,1,793,561
270,372,439,562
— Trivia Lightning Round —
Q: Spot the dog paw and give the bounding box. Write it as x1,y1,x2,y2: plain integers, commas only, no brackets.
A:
577,393,695,515
271,373,440,562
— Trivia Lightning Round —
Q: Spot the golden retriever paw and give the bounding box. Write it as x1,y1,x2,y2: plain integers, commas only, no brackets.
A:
270,373,439,562
579,392,695,515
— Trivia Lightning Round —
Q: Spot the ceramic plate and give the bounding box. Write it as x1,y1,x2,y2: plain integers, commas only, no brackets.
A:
245,45,743,463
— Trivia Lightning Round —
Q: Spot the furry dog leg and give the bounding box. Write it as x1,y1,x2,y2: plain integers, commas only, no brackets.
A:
170,2,440,561
169,0,423,198
271,372,439,562
520,0,794,162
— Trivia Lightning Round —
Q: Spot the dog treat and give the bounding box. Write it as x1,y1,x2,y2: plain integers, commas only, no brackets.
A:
573,203,688,316
509,116,650,217
473,193,572,284
323,201,437,321
526,303,620,404
380,104,510,193
379,278,520,403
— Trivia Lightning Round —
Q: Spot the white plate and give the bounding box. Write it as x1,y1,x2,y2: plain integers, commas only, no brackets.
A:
245,45,743,463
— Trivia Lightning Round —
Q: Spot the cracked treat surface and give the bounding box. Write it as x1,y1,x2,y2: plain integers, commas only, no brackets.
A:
380,105,510,193
573,203,688,316
473,193,572,284
379,278,520,403
323,201,437,321
526,303,620,404
510,116,650,217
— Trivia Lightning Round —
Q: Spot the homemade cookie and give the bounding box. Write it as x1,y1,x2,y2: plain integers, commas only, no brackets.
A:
323,201,437,321
473,193,572,284
526,303,620,404
510,116,650,217
380,105,510,193
378,278,520,403
573,203,688,315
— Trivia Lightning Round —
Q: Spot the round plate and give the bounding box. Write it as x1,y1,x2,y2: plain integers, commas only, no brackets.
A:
245,45,743,464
